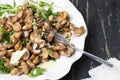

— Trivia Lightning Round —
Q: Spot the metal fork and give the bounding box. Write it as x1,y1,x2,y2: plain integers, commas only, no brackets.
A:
54,32,113,67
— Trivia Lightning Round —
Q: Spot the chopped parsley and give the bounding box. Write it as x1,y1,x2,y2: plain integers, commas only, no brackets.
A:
0,25,13,44
28,68,45,77
0,60,11,74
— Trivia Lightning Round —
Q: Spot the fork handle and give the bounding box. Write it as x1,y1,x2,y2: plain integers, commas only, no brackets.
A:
73,47,113,67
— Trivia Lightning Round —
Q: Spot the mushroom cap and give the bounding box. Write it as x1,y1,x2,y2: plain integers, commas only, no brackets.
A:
49,50,59,59
30,29,42,41
39,47,48,60
0,51,6,57
13,22,22,32
21,62,29,74
26,41,41,54
26,59,35,68
74,26,85,37
22,48,30,60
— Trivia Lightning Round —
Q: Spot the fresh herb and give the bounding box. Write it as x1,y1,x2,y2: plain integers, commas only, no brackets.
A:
28,68,45,77
48,49,51,54
22,40,27,47
29,1,59,20
21,39,30,47
0,25,6,35
0,25,13,44
4,31,13,44
0,60,11,74
49,56,56,61
0,1,21,17
57,29,63,33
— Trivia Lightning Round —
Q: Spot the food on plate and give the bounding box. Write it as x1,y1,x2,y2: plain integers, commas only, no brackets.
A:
0,0,85,77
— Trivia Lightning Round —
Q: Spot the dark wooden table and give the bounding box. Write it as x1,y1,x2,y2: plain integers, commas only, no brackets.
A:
61,0,120,80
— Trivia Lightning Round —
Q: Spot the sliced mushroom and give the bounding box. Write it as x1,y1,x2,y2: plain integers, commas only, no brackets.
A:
66,46,75,57
0,43,6,51
26,41,41,54
63,32,72,38
11,16,18,23
26,59,35,68
10,31,22,43
22,23,32,30
21,62,29,74
10,34,18,44
74,26,85,36
32,43,41,54
55,22,62,29
59,50,67,56
32,56,40,64
46,32,55,42
0,17,7,25
13,22,22,32
70,23,77,30
23,30,30,38
30,30,42,41
49,50,59,59
43,21,51,30
6,49,14,57
14,41,22,50
33,25,38,31
38,39,46,48
39,47,48,60
30,54,36,60
4,44,14,49
26,8,33,16
0,51,6,57
11,68,19,75
24,8,33,24
6,21,14,30
53,43,66,51
17,9,24,19
59,11,68,20
22,48,30,60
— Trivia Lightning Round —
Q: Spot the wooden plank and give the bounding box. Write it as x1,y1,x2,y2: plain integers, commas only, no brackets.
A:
61,0,120,80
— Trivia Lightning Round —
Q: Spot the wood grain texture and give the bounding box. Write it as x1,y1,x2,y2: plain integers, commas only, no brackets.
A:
60,0,120,80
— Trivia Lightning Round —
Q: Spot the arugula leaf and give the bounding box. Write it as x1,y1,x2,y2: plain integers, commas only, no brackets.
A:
28,68,45,77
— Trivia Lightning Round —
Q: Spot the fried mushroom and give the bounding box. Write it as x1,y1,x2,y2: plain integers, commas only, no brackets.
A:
26,41,41,54
13,22,22,31
26,59,35,68
32,56,40,64
0,51,6,57
22,48,30,60
49,50,59,59
74,26,85,36
39,47,48,60
21,62,29,74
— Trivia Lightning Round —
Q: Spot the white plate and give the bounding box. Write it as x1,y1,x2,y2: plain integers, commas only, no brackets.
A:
0,0,88,80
